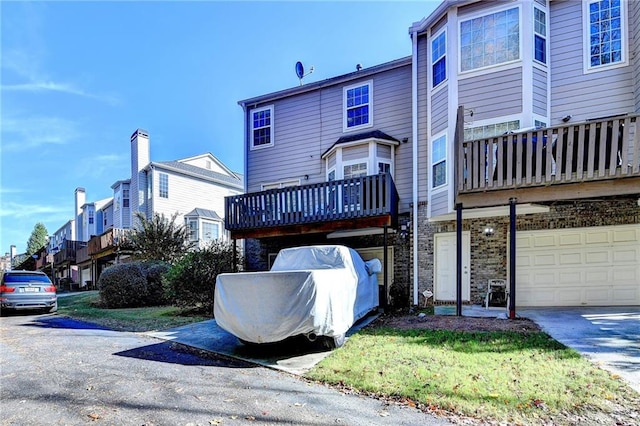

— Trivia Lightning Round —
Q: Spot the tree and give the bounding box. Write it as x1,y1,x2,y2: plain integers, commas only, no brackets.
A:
26,223,48,255
127,212,192,263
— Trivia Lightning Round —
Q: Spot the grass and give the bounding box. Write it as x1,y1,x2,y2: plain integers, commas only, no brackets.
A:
56,293,638,424
306,326,638,425
57,291,209,332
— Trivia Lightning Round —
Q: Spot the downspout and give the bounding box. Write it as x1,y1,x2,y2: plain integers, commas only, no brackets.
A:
411,30,419,306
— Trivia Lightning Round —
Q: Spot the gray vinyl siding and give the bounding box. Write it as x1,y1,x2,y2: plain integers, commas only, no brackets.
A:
343,145,369,162
430,191,449,216
431,88,449,135
247,63,413,213
532,67,547,116
549,0,635,122
417,36,430,204
377,144,391,158
458,67,523,121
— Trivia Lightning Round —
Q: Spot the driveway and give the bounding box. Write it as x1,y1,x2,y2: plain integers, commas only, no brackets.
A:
518,306,640,393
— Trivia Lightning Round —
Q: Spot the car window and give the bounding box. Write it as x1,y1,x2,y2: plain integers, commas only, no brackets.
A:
3,274,51,284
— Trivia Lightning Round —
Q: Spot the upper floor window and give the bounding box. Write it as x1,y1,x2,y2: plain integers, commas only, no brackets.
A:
122,189,130,208
432,31,447,87
534,8,547,64
584,0,626,70
159,173,169,198
343,162,368,179
464,120,520,141
460,7,520,73
431,135,446,188
250,105,274,149
343,81,372,131
88,210,94,225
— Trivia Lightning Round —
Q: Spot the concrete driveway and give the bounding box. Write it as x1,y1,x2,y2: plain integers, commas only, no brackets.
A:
518,306,640,393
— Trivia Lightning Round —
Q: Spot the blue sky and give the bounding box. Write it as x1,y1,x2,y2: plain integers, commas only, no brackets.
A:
1,1,438,254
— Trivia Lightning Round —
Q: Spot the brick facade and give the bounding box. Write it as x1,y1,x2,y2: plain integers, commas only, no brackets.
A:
414,197,640,307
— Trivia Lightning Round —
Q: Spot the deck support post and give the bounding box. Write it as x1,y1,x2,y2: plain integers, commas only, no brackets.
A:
456,203,463,316
509,198,517,319
383,225,388,310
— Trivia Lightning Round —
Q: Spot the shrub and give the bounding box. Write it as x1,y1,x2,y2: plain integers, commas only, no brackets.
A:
164,241,240,313
98,263,148,308
98,261,172,308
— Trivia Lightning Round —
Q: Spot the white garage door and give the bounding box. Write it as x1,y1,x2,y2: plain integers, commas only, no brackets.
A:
516,224,640,307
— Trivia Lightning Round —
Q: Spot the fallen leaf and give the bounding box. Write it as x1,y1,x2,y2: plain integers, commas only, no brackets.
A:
87,413,101,420
245,415,255,420
209,419,223,425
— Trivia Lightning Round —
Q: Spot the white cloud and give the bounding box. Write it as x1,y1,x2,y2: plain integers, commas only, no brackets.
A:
0,201,69,218
0,115,80,151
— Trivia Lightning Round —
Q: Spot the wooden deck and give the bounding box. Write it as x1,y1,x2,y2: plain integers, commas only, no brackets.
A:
456,114,640,208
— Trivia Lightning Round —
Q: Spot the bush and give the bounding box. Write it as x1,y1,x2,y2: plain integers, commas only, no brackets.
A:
98,261,171,308
164,241,240,313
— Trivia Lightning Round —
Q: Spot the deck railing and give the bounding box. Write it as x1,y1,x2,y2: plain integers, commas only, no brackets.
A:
53,240,86,264
225,173,398,231
457,114,639,193
87,228,132,256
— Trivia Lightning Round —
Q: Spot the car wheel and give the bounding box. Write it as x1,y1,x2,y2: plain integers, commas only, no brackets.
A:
319,333,345,350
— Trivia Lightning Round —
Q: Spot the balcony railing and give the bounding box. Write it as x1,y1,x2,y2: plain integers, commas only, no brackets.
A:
225,173,398,233
87,228,132,256
53,240,86,264
457,114,639,194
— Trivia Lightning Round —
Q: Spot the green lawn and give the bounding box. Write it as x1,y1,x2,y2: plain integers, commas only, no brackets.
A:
56,292,638,424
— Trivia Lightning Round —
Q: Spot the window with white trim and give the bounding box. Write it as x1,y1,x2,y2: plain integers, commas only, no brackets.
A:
431,135,446,188
122,189,130,208
378,161,391,174
585,0,625,69
187,219,198,241
159,173,168,198
88,210,94,225
534,7,546,64
202,221,219,242
463,120,520,141
250,105,274,149
460,7,520,72
343,162,368,179
343,81,372,130
432,31,447,87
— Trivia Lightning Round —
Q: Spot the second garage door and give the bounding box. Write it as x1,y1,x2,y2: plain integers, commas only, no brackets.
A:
515,224,640,307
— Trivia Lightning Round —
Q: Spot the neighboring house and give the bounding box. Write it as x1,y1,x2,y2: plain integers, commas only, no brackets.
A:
229,0,640,309
75,129,244,285
233,57,414,307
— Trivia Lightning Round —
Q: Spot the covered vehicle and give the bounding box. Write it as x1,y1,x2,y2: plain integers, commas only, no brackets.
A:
214,245,380,348
0,270,57,314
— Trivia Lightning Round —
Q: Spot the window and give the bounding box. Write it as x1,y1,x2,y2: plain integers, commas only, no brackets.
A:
88,210,94,225
343,162,368,179
202,222,219,242
464,120,520,141
534,8,546,64
585,0,625,69
344,81,372,130
122,189,130,208
460,7,520,72
378,162,391,174
159,173,168,198
432,135,446,188
432,31,447,87
250,105,274,149
187,219,198,242
147,174,152,200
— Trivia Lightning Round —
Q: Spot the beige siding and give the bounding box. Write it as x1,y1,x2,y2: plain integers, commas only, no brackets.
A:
533,67,547,117
632,0,640,112
247,63,413,213
549,0,636,123
458,67,523,121
343,145,369,162
377,144,391,159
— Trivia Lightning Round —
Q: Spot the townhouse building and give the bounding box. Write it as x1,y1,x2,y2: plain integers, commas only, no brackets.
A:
228,0,640,309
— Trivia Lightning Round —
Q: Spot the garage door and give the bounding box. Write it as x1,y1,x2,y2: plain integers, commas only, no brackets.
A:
516,224,640,306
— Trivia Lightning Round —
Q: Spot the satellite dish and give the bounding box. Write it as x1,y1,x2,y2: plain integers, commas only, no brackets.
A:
295,61,304,79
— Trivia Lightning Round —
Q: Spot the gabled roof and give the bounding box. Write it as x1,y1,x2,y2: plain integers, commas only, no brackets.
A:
148,160,244,189
184,208,222,221
322,130,400,159
176,152,239,177
408,0,472,36
238,56,412,107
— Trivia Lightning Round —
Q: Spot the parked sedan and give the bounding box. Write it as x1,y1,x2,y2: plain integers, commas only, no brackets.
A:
0,270,57,314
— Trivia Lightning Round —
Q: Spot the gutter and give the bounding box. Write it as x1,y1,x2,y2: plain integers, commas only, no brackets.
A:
411,30,419,306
